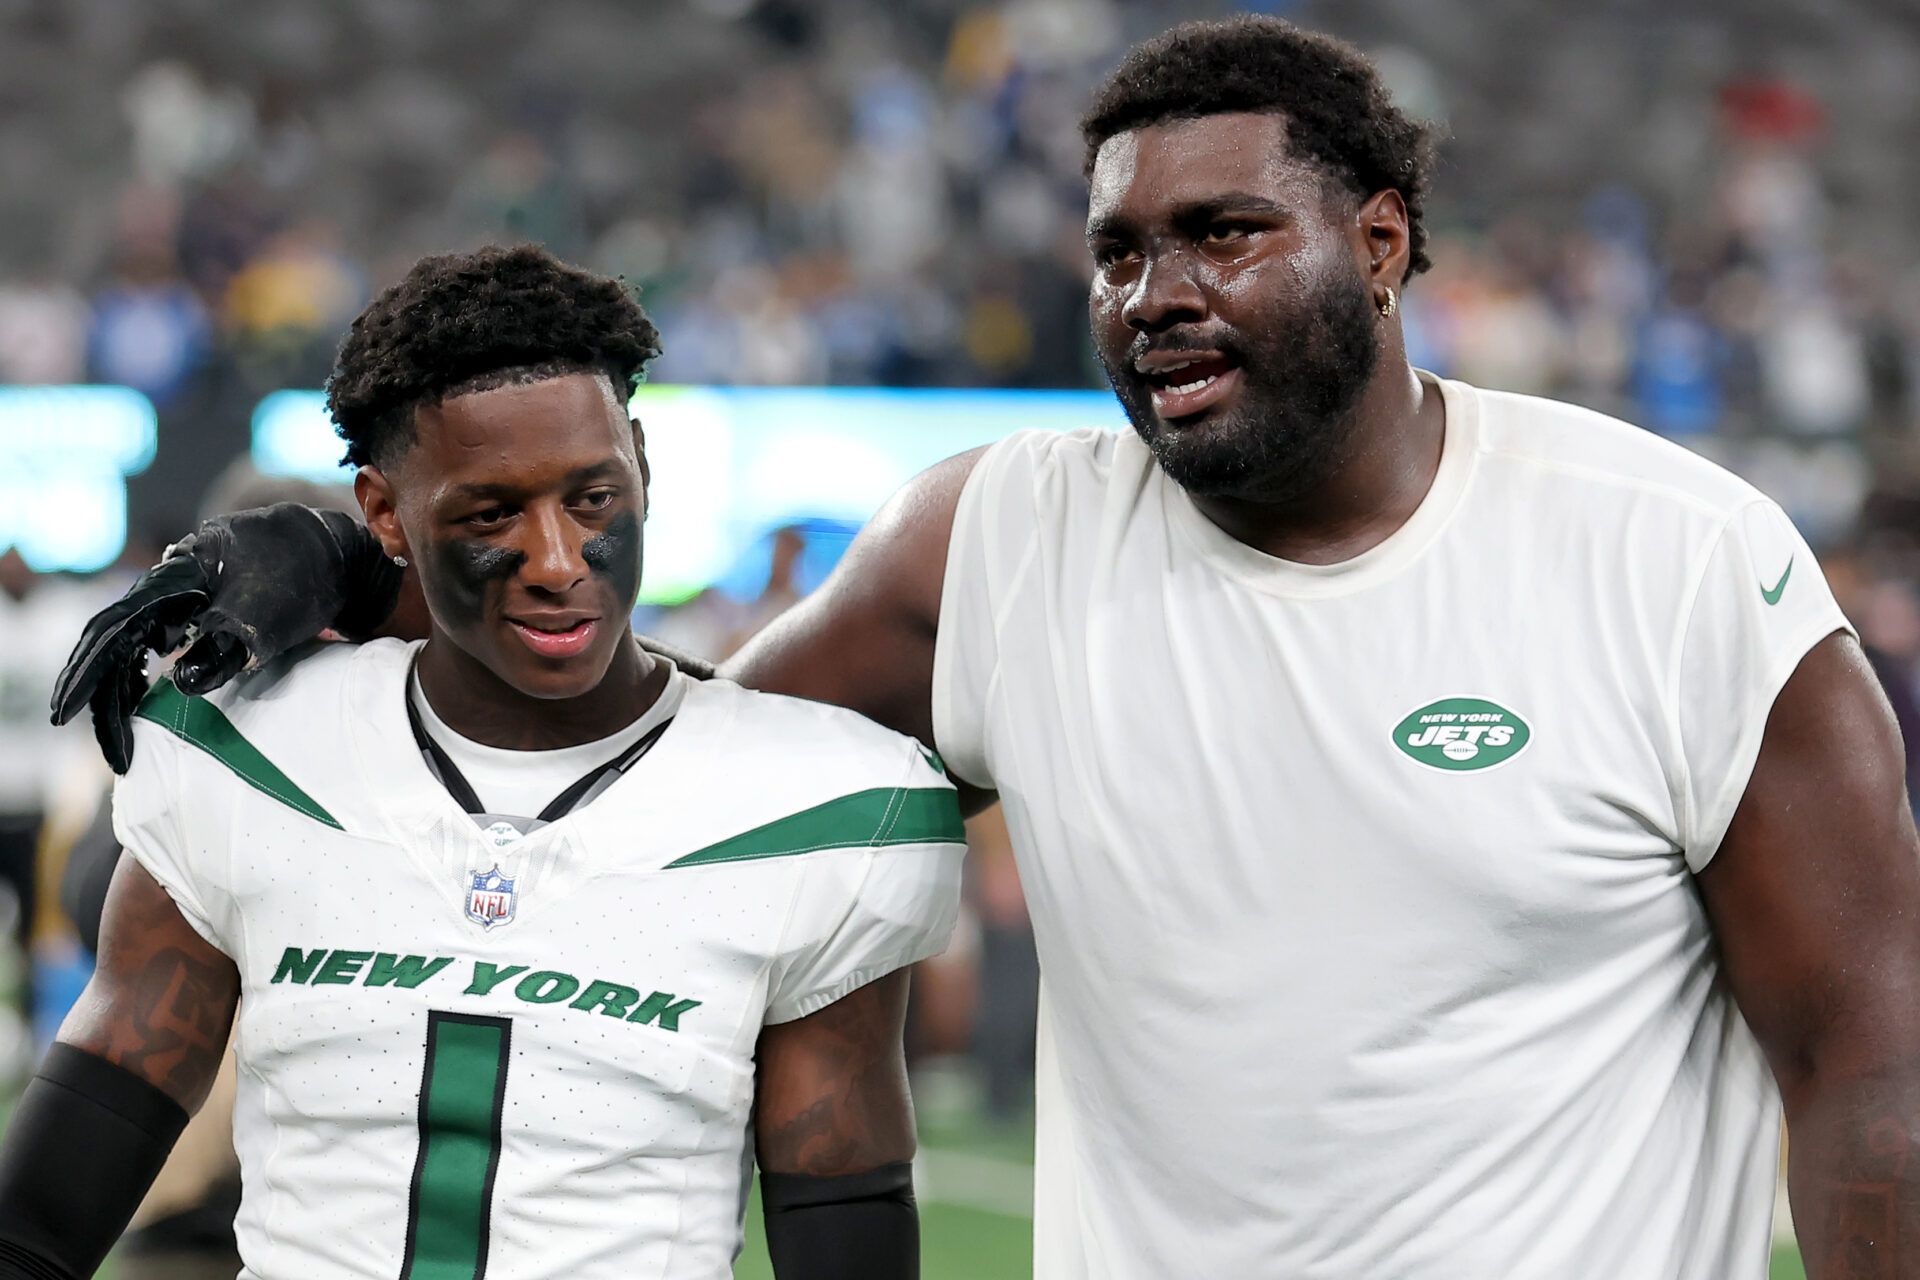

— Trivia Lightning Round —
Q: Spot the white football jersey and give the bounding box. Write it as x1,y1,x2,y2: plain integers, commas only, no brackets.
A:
114,639,964,1280
933,373,1851,1279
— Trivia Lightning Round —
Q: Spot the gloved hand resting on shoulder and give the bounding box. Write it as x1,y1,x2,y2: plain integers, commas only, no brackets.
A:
51,501,717,774
50,503,403,773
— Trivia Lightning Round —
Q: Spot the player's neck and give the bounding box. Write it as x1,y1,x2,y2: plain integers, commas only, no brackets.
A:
414,632,666,750
1190,359,1443,564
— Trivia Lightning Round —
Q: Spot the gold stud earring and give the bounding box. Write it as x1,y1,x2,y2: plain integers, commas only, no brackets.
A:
1379,287,1398,319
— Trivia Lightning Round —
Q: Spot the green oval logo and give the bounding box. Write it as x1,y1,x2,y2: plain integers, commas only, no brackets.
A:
1392,697,1531,772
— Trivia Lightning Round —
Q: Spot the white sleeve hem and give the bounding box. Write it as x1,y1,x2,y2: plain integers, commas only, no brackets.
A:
121,844,232,956
931,444,1003,791
763,937,948,1025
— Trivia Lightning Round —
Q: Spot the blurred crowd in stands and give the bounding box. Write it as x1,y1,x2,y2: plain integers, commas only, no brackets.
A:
6,0,1920,1145
4,0,1918,533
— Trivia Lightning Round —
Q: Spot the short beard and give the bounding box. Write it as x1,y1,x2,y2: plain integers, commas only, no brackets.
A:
1102,259,1381,504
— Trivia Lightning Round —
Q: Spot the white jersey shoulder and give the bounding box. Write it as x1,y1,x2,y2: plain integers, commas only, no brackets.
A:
675,674,957,833
200,634,366,725
125,638,395,840
644,677,964,1026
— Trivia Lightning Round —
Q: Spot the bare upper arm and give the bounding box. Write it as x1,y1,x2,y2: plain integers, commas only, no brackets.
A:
57,854,239,1114
724,448,985,750
752,968,916,1177
1696,631,1920,1100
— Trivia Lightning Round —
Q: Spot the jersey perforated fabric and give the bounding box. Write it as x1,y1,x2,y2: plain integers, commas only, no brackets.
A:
113,639,964,1280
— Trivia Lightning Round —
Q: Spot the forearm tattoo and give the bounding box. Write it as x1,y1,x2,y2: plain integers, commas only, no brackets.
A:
63,861,237,1110
757,976,915,1178
1794,1089,1920,1280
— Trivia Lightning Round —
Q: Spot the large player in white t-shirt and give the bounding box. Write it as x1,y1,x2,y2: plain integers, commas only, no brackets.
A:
48,17,1920,1280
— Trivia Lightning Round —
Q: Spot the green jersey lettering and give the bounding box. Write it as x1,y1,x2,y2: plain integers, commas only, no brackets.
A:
514,971,581,1005
313,950,374,985
267,948,699,1031
628,992,701,1032
365,953,456,990
569,980,642,1019
271,946,327,985
464,962,528,996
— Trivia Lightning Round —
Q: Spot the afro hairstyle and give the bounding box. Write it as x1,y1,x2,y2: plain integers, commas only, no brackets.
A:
327,243,663,469
1079,16,1439,280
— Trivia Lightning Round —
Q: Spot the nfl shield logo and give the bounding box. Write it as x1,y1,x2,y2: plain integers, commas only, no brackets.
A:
466,865,517,930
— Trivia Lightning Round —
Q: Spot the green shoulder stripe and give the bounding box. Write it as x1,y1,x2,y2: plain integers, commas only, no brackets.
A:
665,786,962,869
135,679,343,830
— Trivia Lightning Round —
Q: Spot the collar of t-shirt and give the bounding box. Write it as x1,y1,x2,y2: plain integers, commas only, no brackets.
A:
407,660,687,821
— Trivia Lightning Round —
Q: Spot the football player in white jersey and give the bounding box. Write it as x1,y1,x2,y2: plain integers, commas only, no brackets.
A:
2,245,964,1280
49,17,1920,1280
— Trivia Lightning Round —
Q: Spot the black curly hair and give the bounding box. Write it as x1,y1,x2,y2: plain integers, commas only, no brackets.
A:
1080,16,1439,280
327,243,663,469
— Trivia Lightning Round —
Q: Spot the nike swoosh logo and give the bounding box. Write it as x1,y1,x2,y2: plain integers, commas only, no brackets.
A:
1761,557,1793,606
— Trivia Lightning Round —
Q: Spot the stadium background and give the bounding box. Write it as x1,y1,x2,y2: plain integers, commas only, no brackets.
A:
3,0,1918,1274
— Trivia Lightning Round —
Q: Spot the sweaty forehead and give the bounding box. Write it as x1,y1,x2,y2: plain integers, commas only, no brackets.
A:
1087,112,1326,228
405,371,636,486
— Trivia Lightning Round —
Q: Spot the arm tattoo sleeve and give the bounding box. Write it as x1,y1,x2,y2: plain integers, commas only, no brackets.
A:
60,858,238,1112
755,970,916,1178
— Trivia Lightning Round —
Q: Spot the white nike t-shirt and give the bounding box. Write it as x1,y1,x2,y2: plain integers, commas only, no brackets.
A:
932,373,1850,1279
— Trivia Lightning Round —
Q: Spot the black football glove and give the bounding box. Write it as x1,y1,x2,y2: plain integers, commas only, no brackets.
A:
50,503,402,773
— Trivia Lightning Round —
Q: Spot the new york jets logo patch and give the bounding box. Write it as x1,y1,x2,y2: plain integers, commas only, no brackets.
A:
1392,697,1532,772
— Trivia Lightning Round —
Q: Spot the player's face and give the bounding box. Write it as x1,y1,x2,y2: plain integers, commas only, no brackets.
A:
1086,111,1380,503
382,372,648,701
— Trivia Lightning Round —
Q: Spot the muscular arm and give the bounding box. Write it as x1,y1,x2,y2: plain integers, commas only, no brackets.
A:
61,855,239,1112
727,450,989,815
726,450,980,751
756,967,916,1176
0,856,236,1278
1696,633,1920,1279
753,969,918,1278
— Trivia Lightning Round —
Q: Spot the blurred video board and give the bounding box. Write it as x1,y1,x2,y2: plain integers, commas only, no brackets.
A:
0,386,157,572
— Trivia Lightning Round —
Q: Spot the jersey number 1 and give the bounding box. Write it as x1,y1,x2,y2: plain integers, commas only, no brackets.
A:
401,1011,513,1280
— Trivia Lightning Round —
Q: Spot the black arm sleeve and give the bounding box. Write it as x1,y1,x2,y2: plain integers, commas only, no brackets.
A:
0,1044,189,1280
760,1160,918,1280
